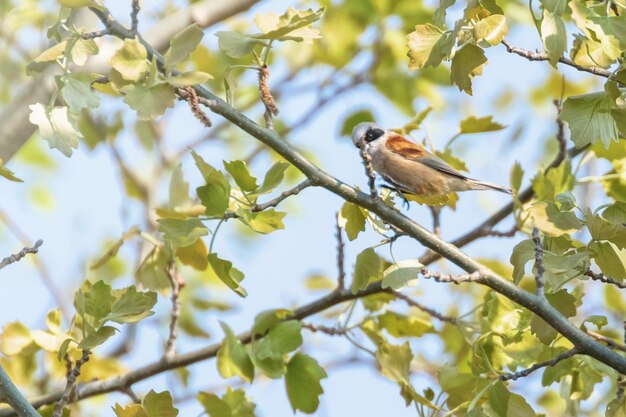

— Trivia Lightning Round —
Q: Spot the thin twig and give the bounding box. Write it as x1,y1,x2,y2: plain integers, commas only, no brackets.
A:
251,179,314,212
499,347,580,381
52,350,91,417
584,269,626,289
553,100,566,161
388,290,458,324
532,227,545,297
301,322,350,335
164,262,184,359
420,268,482,284
502,39,616,81
80,29,109,39
121,387,140,404
588,331,626,352
335,218,346,290
0,240,43,270
130,0,140,35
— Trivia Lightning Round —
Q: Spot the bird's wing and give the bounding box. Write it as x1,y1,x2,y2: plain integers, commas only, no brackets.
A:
385,133,468,180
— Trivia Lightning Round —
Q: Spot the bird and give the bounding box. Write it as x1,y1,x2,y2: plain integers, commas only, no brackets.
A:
351,122,511,198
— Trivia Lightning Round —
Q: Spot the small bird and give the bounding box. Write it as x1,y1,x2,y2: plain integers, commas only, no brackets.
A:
351,122,511,197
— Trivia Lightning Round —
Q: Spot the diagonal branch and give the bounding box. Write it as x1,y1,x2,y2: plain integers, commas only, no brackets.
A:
532,227,545,297
95,18,626,375
0,365,39,417
251,179,314,212
52,350,91,417
0,240,43,270
584,269,626,289
501,39,615,81
388,290,458,324
499,347,580,381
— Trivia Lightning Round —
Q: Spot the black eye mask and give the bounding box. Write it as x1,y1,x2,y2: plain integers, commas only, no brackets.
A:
365,127,385,143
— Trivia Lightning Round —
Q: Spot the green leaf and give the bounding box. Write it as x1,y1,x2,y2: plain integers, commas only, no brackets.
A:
224,160,258,192
381,260,422,290
529,201,583,236
602,202,626,225
197,170,231,218
256,161,289,194
340,110,375,136
586,211,626,249
337,202,366,241
450,44,487,95
207,253,247,297
142,390,179,417
0,321,33,356
285,353,327,414
110,38,149,82
136,247,171,291
570,35,613,69
60,73,100,111
433,0,456,28
69,38,99,66
510,162,524,193
0,159,23,182
32,41,67,63
238,209,286,234
254,320,302,360
459,115,506,134
589,241,626,280
540,10,567,66
351,248,382,294
251,309,293,336
176,239,209,271
164,24,204,70
531,160,574,201
59,0,98,7
197,393,232,417
190,149,217,181
406,24,449,70
122,83,176,120
377,311,433,338
106,286,157,324
376,341,437,408
113,404,148,417
198,388,256,417
157,218,208,247
560,92,620,149
28,104,82,157
165,71,212,87
254,8,324,42
77,325,116,349
570,1,626,61
217,322,254,383
510,239,535,284
474,15,508,46
76,280,115,327
216,32,266,58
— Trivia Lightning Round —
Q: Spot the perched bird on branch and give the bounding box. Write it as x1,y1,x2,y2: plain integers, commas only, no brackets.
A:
351,122,511,198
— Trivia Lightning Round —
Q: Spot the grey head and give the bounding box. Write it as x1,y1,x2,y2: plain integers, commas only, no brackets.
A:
351,122,386,148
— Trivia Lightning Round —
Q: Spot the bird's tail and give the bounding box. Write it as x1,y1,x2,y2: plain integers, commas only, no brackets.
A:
468,179,512,194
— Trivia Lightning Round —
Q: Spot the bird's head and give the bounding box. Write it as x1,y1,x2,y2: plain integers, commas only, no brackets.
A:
351,122,385,148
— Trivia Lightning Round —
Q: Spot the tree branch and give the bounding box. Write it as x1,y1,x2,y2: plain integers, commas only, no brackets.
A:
0,366,39,417
584,269,626,289
501,39,615,81
532,227,545,297
52,350,91,417
420,268,483,285
499,347,580,381
335,218,346,290
106,25,626,376
251,179,314,212
164,263,184,359
0,240,43,270
388,290,458,324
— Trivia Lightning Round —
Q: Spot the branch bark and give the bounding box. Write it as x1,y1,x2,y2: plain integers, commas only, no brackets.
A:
112,24,626,375
0,366,39,417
